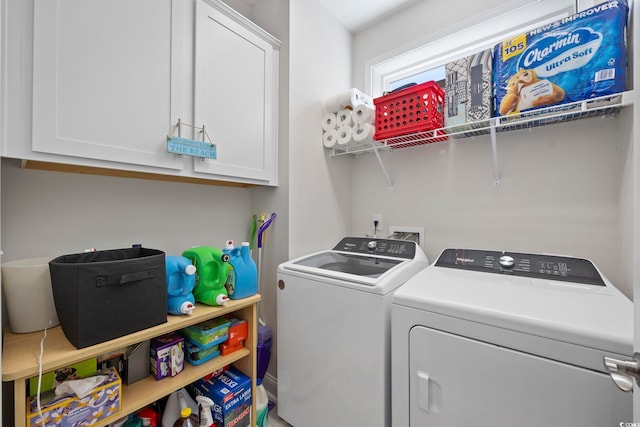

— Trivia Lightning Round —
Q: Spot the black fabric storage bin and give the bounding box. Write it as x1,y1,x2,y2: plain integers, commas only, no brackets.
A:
49,248,167,348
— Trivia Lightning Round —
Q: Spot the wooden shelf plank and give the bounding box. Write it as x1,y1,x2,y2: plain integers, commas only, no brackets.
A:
2,296,260,381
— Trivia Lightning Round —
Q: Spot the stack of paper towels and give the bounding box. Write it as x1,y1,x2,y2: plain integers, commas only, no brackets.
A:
322,89,377,149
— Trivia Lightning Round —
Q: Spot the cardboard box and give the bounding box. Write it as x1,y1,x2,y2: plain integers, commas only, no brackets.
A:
185,340,220,366
444,58,468,130
444,49,493,136
467,49,493,124
27,367,121,427
189,367,252,427
150,333,184,380
224,317,248,347
180,317,230,348
220,317,248,356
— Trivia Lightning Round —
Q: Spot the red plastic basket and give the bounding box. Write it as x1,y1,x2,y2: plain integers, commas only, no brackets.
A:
373,81,445,141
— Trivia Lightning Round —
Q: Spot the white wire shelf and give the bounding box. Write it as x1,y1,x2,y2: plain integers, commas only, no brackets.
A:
329,91,633,188
331,92,631,155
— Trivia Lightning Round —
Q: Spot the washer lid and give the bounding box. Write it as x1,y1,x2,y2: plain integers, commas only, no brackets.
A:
290,251,403,279
393,249,632,356
280,237,429,290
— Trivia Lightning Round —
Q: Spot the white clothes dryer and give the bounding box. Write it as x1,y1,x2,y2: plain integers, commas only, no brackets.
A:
277,237,429,427
391,248,633,427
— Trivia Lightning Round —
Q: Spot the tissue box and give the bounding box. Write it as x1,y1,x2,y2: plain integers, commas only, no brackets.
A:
189,367,252,427
27,367,121,427
150,333,184,380
179,317,231,348
28,358,97,397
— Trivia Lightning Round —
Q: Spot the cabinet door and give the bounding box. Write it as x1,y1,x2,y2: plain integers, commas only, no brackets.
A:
193,0,279,185
31,0,184,170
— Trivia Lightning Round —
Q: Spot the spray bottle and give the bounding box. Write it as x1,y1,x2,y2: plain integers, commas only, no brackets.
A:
222,240,258,300
196,395,215,427
181,246,230,306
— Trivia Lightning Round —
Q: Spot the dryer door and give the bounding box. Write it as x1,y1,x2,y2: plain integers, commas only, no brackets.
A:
409,326,631,426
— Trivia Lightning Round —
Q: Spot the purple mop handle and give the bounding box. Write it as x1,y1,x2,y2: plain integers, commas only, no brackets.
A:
257,213,276,248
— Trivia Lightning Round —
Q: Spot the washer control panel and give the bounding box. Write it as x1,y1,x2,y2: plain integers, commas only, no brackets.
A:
333,237,416,259
435,248,605,286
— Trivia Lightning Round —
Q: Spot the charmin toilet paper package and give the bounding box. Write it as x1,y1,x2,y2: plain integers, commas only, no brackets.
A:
494,0,628,117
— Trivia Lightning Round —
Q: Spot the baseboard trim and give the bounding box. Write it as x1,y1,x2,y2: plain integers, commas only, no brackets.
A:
263,372,278,403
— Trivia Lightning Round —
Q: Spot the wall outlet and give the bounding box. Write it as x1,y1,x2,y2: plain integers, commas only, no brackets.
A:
372,214,383,235
389,226,424,248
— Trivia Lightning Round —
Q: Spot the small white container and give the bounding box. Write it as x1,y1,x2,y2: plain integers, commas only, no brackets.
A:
1,257,59,333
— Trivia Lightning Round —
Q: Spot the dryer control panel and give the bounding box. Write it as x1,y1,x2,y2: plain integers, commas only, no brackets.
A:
333,237,416,259
435,248,605,286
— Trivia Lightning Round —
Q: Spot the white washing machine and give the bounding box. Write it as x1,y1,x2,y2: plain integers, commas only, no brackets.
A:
391,248,633,427
277,237,429,427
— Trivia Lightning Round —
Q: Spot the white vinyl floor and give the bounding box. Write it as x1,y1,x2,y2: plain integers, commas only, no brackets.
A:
268,412,292,427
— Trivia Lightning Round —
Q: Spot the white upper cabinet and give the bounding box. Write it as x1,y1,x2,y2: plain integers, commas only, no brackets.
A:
192,0,280,185
31,0,184,171
4,0,280,186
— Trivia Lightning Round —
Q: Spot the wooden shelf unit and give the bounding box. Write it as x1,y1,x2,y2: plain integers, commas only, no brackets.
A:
2,295,260,427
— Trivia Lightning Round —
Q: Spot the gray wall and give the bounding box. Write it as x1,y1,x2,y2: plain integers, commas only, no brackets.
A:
347,0,632,296
1,159,253,260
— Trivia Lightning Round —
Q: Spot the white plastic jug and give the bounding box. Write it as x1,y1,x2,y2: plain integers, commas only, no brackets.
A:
256,383,268,427
162,389,198,427
1,257,59,333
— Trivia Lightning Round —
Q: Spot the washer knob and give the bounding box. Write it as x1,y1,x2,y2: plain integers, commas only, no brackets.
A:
499,255,515,268
367,240,377,250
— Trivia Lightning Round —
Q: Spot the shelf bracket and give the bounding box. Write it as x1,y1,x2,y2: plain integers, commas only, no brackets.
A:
490,119,500,187
372,143,394,189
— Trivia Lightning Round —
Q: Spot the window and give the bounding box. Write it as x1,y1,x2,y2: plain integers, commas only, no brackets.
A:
367,0,576,97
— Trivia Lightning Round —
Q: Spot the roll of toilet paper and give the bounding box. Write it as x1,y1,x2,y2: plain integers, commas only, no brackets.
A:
323,129,338,148
352,123,375,143
336,125,352,145
322,112,337,131
353,104,376,125
336,109,353,127
324,88,374,112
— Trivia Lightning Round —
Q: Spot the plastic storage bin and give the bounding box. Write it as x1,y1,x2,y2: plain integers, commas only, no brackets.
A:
373,81,445,141
180,317,231,348
1,257,59,333
49,247,167,348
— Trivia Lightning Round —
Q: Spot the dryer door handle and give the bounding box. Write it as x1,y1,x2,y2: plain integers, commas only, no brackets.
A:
416,371,442,413
603,353,640,392
417,371,431,412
